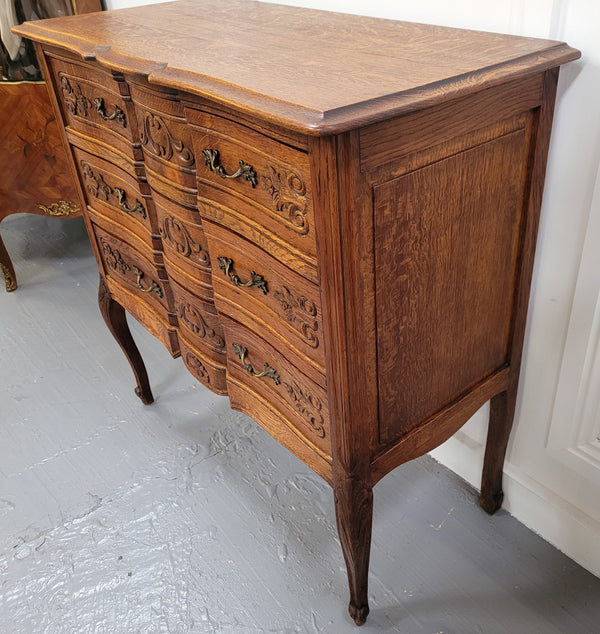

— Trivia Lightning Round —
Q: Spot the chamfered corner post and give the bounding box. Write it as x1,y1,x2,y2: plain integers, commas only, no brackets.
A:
98,274,154,404
310,127,377,625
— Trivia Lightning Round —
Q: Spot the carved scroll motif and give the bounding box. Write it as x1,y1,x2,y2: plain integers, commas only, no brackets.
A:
140,112,195,168
159,216,210,267
282,380,326,438
263,165,309,234
185,352,210,383
178,300,225,351
274,285,319,348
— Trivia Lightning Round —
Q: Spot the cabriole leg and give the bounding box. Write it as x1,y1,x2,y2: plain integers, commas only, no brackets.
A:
98,275,154,404
333,474,373,626
0,233,17,292
480,387,518,514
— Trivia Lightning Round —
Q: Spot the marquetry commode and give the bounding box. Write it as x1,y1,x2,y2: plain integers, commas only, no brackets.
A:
15,1,579,625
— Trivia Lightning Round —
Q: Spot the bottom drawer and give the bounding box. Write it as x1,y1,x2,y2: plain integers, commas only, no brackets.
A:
221,315,331,462
93,223,178,357
94,224,172,314
179,334,227,395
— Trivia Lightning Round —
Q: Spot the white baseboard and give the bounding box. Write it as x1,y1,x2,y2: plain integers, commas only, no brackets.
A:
430,439,600,579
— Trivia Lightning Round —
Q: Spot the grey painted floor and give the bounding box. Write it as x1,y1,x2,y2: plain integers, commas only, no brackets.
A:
1,213,599,634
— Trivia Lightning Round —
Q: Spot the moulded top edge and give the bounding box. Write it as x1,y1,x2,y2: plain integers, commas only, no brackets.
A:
13,0,581,135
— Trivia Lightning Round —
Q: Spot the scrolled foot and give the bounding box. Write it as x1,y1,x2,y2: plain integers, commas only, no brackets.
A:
349,601,369,626
479,489,504,515
134,385,154,405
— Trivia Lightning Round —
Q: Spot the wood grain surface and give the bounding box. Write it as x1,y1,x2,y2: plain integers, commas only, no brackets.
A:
14,0,580,134
17,2,581,625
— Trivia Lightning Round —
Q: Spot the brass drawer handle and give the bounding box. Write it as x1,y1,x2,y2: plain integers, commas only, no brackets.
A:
132,266,163,298
217,257,268,294
113,188,147,219
232,344,280,384
201,149,257,188
81,161,146,220
93,97,127,128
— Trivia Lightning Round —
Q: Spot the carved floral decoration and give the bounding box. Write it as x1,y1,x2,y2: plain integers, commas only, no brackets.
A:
185,352,210,383
282,380,326,439
60,76,92,117
263,165,309,234
274,285,319,348
99,238,130,276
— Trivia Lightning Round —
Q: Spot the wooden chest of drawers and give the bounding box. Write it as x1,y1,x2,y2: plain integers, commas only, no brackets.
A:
16,1,579,624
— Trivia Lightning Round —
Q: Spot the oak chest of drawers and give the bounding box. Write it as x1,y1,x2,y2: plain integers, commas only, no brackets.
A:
16,1,580,624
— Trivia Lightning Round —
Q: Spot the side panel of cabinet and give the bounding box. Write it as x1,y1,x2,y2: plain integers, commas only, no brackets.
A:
374,129,529,444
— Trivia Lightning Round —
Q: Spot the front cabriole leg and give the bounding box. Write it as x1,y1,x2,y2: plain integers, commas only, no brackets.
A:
333,473,373,625
98,275,154,404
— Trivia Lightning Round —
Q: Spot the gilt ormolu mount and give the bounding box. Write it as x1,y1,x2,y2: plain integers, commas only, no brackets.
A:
15,1,580,624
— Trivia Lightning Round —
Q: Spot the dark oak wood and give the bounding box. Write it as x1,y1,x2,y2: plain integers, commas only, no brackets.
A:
98,274,154,405
0,0,102,291
15,2,580,625
333,473,373,626
375,128,528,443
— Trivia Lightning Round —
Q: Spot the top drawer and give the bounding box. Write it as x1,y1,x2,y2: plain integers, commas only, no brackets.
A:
186,110,317,277
128,81,197,209
47,55,137,160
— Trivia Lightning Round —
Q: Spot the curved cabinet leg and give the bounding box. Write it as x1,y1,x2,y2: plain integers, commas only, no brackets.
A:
480,387,517,514
98,275,154,405
0,233,17,292
333,474,373,626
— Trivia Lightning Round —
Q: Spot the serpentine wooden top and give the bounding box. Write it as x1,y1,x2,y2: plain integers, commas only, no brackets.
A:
14,0,580,134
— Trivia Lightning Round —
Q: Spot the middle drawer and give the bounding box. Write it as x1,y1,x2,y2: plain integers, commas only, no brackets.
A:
73,146,156,246
203,220,325,385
